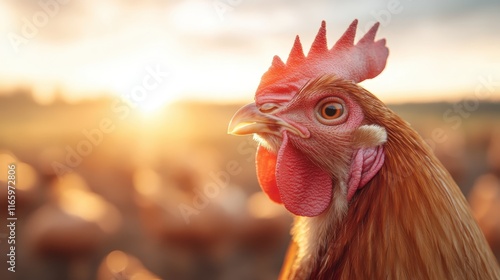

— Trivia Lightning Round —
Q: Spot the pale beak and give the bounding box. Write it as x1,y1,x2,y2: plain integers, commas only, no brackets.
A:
228,103,309,138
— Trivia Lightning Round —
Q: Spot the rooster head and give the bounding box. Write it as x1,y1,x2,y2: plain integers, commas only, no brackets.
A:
228,20,390,217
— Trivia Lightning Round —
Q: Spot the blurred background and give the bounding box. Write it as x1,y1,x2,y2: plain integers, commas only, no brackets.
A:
0,0,499,279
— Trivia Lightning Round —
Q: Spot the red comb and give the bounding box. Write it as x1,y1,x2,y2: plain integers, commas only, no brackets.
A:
255,20,389,102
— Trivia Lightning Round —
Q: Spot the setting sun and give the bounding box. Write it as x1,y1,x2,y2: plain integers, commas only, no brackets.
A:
134,93,176,116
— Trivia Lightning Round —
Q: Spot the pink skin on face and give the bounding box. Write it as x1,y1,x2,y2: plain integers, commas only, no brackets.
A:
256,85,384,216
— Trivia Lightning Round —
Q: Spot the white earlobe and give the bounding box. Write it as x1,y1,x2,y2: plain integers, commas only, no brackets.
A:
352,124,387,148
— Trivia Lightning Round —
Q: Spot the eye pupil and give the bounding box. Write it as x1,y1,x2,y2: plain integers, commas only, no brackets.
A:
320,102,343,120
324,106,338,117
316,100,346,124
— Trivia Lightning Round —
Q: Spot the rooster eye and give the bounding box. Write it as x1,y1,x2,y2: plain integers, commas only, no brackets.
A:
315,99,347,125
259,103,279,113
321,103,343,119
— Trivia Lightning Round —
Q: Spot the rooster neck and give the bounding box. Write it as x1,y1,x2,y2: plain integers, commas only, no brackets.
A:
287,120,500,279
290,182,348,279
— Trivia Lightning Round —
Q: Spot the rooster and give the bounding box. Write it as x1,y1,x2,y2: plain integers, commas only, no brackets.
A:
228,20,500,279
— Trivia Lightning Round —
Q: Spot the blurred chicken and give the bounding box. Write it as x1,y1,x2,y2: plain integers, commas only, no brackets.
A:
0,151,40,212
228,20,500,279
469,174,500,261
488,128,500,174
97,250,161,280
134,156,293,279
469,128,500,261
24,173,122,279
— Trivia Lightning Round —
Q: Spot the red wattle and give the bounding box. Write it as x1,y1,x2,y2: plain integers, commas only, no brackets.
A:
256,145,282,204
255,133,333,217
275,132,332,217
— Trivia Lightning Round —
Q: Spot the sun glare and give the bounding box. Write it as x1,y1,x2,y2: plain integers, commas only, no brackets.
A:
136,85,181,117
136,97,169,116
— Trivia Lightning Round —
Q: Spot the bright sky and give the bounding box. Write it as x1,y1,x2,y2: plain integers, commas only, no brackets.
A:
0,0,499,106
